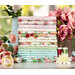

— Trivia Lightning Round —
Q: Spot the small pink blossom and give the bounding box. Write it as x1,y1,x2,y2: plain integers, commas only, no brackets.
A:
27,42,31,45
44,22,49,25
63,7,71,14
21,42,26,45
44,58,52,63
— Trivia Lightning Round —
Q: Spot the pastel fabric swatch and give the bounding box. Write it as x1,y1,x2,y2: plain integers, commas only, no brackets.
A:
18,16,57,62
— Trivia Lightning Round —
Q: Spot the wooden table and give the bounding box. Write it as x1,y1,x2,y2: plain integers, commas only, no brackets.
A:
0,62,75,69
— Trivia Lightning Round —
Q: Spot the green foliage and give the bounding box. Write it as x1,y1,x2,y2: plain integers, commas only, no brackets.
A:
57,20,62,24
4,5,22,18
35,34,38,37
56,28,59,31
1,36,8,42
7,45,13,53
19,42,22,45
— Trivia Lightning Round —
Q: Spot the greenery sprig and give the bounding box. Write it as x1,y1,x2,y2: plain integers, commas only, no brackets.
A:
4,5,22,18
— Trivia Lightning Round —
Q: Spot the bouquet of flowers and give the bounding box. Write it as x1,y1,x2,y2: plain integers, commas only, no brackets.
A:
49,7,75,41
0,34,18,64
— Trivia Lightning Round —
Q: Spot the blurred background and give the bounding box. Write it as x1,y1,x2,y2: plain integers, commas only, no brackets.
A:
0,5,75,35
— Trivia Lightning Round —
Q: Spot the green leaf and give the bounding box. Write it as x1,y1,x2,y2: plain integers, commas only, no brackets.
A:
7,45,13,53
19,42,22,45
16,8,22,16
3,5,22,17
56,28,59,31
57,20,62,24
48,31,51,34
35,34,38,37
21,33,25,37
1,36,8,43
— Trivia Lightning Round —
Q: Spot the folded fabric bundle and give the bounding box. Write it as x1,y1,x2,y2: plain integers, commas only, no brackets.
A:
18,47,57,61
18,29,56,32
19,36,57,40
18,16,57,62
18,49,57,52
18,45,57,47
18,16,56,21
18,30,56,35
18,46,57,49
19,42,57,45
18,25,56,29
18,21,56,25
19,39,57,42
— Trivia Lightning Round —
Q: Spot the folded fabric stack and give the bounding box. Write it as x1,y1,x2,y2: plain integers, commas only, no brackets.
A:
18,16,57,62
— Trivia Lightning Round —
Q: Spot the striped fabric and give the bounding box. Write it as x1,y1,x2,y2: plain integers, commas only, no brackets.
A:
18,16,57,62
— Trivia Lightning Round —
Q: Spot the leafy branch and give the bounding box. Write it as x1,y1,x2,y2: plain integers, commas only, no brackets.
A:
4,5,22,18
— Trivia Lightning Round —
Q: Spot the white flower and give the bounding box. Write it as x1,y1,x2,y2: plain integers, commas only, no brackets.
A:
56,53,72,64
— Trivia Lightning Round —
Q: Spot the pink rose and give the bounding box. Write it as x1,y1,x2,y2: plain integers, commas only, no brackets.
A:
44,58,52,63
68,21,75,29
27,42,31,45
44,22,49,25
63,7,71,14
3,51,12,57
21,42,26,45
0,40,4,46
71,11,75,18
49,9,57,16
68,11,75,29
60,12,67,21
9,33,16,43
58,25,72,41
13,46,18,55
0,46,5,53
39,34,44,37
56,8,62,17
